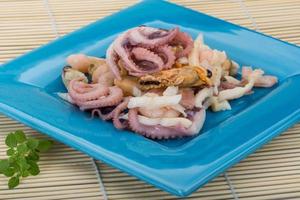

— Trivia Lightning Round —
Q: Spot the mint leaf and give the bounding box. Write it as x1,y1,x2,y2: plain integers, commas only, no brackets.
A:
27,152,39,162
28,161,40,176
17,143,28,155
6,149,15,156
8,156,16,164
37,140,53,152
5,133,17,148
21,170,29,178
27,138,39,150
8,176,19,189
17,158,30,171
3,168,15,177
0,160,9,172
15,130,26,143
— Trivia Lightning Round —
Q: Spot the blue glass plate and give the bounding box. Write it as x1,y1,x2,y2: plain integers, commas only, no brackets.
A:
0,0,300,196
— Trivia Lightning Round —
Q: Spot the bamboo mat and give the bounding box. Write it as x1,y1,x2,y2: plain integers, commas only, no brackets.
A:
0,0,300,199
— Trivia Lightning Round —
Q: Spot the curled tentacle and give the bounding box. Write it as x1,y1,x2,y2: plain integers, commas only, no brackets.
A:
106,43,122,80
113,32,148,76
128,27,179,48
91,107,116,121
131,47,164,73
78,86,123,110
113,97,130,129
68,78,109,102
154,45,176,69
107,27,181,77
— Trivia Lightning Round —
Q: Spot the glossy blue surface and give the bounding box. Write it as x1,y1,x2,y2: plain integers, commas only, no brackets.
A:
0,0,300,196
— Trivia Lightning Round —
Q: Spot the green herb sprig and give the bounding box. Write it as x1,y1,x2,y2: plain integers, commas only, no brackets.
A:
0,130,53,189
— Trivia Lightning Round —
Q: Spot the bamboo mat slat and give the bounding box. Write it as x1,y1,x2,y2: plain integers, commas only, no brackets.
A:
244,0,300,45
0,0,300,199
0,0,56,64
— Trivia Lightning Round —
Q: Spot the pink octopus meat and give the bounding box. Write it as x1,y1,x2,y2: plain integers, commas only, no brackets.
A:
91,106,116,121
112,97,130,130
68,78,123,110
128,26,179,48
106,26,194,78
91,97,130,130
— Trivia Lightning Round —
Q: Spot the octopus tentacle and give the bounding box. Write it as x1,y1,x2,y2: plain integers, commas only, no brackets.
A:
114,42,165,76
68,78,109,102
113,97,130,130
107,27,188,77
106,43,122,80
128,27,179,48
132,47,164,71
91,108,115,121
78,86,123,110
72,82,94,93
72,81,102,93
154,45,176,69
113,33,147,76
172,31,193,58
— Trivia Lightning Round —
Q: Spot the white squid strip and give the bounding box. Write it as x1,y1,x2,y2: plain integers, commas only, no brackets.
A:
218,69,263,101
120,114,192,128
187,109,206,135
210,97,231,112
211,50,227,66
242,67,277,87
230,60,240,76
254,75,278,87
132,86,142,97
188,34,203,67
169,104,187,117
128,94,182,109
195,87,213,108
224,75,241,85
57,92,75,104
200,60,212,70
139,115,192,128
212,65,223,94
119,113,129,120
163,86,179,96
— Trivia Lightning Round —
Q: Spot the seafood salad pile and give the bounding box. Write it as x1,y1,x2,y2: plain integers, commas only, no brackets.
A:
59,26,278,139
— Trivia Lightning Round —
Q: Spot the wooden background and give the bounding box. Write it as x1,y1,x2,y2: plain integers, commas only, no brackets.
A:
0,0,300,199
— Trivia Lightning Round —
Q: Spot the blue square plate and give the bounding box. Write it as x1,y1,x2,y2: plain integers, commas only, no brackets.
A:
0,0,300,196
